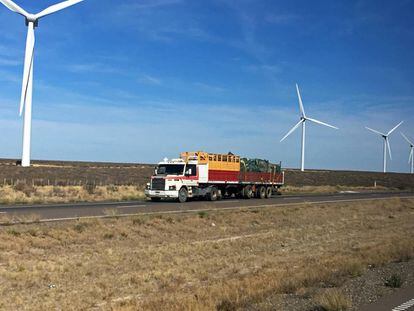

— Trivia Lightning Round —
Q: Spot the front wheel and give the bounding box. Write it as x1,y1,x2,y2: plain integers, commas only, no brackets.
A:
178,187,188,203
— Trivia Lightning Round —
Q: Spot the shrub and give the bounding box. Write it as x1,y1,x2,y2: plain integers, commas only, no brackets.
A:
52,186,66,198
7,229,21,236
132,217,146,225
279,278,299,294
384,274,403,288
342,260,364,278
198,211,208,219
83,183,96,195
103,233,114,239
106,185,119,192
73,222,88,233
13,183,36,197
315,289,351,311
216,299,236,311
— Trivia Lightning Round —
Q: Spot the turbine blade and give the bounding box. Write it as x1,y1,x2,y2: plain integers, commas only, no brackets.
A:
386,138,392,160
366,127,385,136
280,120,304,142
409,148,413,164
0,0,28,17
19,24,35,116
401,132,414,146
35,0,83,19
307,117,338,130
296,84,306,118
387,121,404,136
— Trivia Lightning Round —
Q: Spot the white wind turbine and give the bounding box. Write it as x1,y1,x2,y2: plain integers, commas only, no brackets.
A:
365,121,403,173
401,132,414,174
280,84,338,172
0,0,84,167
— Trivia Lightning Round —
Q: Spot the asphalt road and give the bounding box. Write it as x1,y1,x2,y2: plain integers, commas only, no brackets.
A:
0,191,413,222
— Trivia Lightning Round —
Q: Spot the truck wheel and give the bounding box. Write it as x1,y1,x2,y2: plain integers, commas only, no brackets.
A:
151,197,161,202
265,187,273,198
243,185,253,199
178,187,188,203
208,187,218,201
258,186,266,199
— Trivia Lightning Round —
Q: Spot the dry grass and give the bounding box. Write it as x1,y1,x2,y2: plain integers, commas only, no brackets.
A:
315,289,352,311
0,198,413,310
0,185,145,205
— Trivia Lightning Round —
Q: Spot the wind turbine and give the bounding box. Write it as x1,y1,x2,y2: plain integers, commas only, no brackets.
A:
0,0,84,167
365,121,403,173
280,84,338,172
401,132,414,174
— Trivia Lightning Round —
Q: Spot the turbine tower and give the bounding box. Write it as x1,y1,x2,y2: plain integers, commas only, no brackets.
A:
401,132,414,174
0,0,84,167
280,84,338,172
365,121,403,173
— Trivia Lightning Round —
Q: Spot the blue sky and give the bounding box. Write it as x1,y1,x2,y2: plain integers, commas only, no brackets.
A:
0,0,413,172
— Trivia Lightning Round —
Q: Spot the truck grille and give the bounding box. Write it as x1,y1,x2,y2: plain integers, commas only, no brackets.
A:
151,178,165,190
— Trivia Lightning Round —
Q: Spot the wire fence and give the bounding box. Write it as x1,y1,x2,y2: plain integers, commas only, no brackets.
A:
0,178,144,187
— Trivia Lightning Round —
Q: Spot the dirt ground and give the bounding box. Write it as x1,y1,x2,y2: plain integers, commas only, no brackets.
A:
0,198,412,310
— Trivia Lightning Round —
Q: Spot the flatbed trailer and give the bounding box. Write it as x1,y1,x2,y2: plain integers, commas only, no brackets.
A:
145,151,284,203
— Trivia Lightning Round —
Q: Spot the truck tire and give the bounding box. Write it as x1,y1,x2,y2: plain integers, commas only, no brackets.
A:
265,187,273,198
258,186,266,199
151,197,161,202
207,187,219,201
178,187,188,203
243,185,253,199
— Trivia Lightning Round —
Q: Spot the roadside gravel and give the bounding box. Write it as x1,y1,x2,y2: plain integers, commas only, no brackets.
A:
246,259,414,311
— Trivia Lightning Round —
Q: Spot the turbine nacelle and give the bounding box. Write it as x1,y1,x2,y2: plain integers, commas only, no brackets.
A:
25,14,39,28
25,15,38,27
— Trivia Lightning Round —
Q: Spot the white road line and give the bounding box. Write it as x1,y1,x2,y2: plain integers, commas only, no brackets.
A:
116,205,146,209
392,298,414,311
214,200,239,204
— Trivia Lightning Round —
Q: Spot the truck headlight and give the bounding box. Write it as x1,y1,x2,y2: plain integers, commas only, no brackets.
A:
146,183,150,190
169,186,176,191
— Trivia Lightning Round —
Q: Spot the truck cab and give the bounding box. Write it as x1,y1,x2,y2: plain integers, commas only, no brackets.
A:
145,157,205,203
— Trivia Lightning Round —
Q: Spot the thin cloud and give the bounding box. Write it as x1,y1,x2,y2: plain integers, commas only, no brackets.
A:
193,82,225,93
0,57,20,66
0,69,19,83
138,74,162,86
65,63,121,74
120,0,183,11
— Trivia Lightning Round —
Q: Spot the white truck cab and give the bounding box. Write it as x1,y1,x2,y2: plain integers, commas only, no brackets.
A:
145,156,207,203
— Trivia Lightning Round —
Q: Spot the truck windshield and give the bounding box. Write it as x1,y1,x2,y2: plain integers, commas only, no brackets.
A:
156,164,184,176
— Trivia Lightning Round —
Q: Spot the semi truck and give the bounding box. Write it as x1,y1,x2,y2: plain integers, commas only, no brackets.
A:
145,151,284,203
